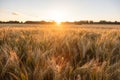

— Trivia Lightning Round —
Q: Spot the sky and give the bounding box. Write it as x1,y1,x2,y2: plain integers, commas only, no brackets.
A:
0,0,120,22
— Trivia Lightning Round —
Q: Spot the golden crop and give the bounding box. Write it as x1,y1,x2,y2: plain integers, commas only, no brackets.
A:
0,24,120,80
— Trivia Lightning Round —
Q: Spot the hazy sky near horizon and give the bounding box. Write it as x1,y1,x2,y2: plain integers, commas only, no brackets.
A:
0,0,120,22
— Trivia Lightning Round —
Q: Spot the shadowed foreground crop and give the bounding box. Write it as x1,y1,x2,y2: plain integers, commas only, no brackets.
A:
0,25,120,80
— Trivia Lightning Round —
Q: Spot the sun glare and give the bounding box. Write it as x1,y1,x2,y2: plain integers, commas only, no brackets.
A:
56,21,61,25
53,14,62,25
49,10,66,25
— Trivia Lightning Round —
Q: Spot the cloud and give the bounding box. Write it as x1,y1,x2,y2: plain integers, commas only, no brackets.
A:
12,12,20,16
0,8,21,16
0,9,40,21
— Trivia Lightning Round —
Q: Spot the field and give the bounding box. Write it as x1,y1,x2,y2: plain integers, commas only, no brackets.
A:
0,24,120,80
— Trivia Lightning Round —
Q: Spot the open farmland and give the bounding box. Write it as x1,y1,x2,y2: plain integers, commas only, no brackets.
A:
0,24,120,80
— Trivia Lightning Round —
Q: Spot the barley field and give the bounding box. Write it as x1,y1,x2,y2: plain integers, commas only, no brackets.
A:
0,24,120,80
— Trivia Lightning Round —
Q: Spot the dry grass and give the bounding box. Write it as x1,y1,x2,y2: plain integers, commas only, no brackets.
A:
0,24,120,80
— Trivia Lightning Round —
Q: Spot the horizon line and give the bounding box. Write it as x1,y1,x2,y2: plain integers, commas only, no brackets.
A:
0,20,120,22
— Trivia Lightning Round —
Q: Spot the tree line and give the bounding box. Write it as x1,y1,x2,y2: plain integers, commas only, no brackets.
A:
0,20,120,24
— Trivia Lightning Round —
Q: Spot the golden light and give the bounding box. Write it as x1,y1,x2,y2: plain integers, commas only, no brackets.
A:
53,13,63,24
56,21,61,25
49,10,66,25
52,14,63,25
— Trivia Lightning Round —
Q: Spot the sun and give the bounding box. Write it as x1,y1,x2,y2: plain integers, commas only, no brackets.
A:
53,14,63,25
56,21,61,25
49,10,66,25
